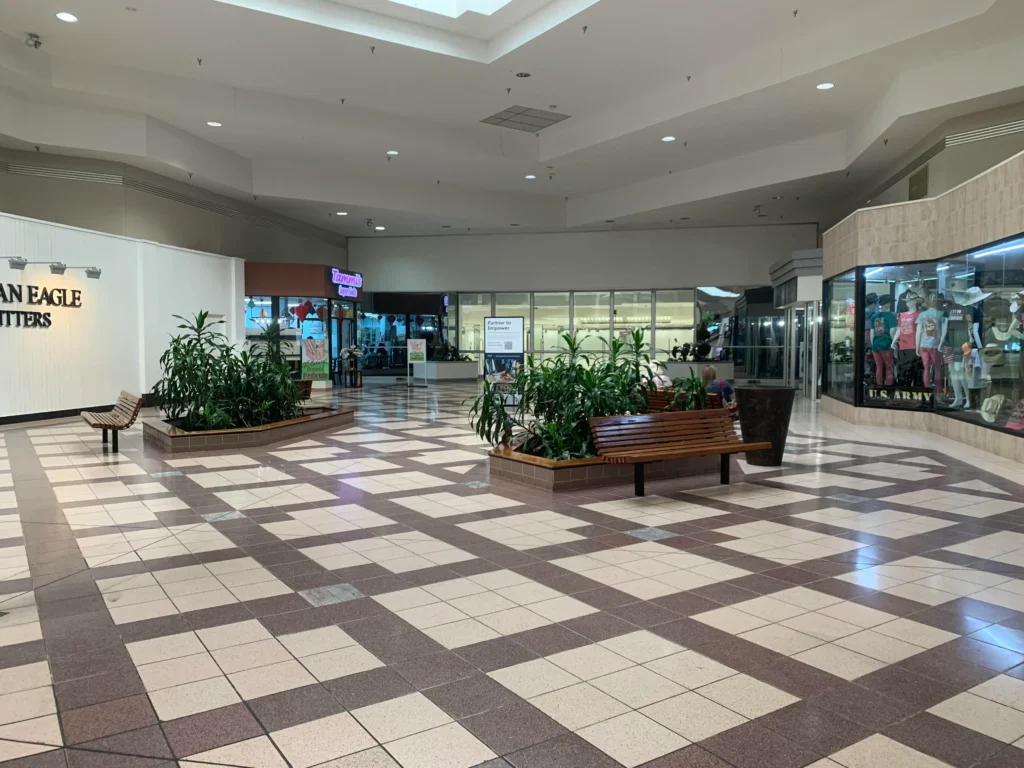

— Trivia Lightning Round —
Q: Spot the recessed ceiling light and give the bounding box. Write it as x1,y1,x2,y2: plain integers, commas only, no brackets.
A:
605,220,615,223
386,150,399,156
207,121,222,127
525,174,536,180
56,12,78,22
661,136,676,143
772,195,783,200
125,6,137,11
375,226,386,231
442,225,451,228
336,212,347,216
817,82,835,90
516,72,530,78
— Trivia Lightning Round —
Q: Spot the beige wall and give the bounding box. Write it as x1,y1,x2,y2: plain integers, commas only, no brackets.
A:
0,149,347,266
823,149,1024,278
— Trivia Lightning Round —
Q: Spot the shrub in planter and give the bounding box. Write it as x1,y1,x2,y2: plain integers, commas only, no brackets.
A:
470,330,659,460
152,312,301,431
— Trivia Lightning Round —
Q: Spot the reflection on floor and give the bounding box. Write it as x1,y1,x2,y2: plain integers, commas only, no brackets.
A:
1,384,1023,767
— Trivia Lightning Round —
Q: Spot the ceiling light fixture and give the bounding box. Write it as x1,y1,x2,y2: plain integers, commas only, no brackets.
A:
125,6,137,11
56,12,78,22
816,82,835,90
442,225,451,228
661,136,676,142
8,258,27,270
336,211,348,216
207,121,222,127
605,220,615,223
375,226,386,231
85,267,102,279
50,263,67,275
516,72,530,78
386,150,399,156
525,174,536,180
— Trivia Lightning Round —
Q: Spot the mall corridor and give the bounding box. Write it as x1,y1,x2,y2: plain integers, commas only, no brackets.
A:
1,386,1023,767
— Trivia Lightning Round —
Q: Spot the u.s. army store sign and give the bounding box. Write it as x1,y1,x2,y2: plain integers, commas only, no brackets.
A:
0,283,83,328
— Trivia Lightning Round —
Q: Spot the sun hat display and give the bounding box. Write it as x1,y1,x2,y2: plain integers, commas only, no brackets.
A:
980,345,1005,366
980,395,1006,424
961,286,993,305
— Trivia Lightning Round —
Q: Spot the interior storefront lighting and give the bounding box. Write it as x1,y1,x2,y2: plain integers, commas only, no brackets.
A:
936,264,950,271
864,267,884,277
386,150,399,156
525,175,536,179
698,287,741,298
207,121,223,127
56,12,78,22
661,136,676,142
971,241,1024,258
817,83,835,90
375,226,386,231
7,259,101,278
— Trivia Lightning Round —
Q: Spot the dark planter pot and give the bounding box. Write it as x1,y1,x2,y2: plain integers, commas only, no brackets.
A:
735,386,796,466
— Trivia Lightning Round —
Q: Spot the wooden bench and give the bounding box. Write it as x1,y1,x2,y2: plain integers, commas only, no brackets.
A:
589,409,772,496
647,389,722,412
80,391,144,452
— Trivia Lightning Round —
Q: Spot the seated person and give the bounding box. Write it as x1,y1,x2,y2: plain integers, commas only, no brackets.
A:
702,365,734,402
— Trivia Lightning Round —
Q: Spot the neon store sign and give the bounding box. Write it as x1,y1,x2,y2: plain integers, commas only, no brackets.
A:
331,269,363,299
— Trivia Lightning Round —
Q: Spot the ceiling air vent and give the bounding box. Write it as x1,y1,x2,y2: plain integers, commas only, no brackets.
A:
480,105,569,133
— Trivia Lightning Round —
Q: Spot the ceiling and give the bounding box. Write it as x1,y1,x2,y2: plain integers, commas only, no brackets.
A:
0,0,1023,238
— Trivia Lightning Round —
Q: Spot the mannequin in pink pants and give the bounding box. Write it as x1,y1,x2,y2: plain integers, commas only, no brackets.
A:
916,294,948,392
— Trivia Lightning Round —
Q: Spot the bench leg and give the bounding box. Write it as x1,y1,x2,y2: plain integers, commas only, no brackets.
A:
112,430,119,453
720,454,731,485
634,464,645,497
102,429,108,445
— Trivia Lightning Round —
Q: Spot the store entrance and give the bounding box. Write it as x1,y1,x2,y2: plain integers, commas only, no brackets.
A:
358,312,442,375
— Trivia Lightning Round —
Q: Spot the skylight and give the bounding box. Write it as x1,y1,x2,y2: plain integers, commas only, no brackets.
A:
387,0,515,18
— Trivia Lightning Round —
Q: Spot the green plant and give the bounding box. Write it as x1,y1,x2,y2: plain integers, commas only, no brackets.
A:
434,342,471,362
668,369,710,411
152,311,301,431
469,329,657,460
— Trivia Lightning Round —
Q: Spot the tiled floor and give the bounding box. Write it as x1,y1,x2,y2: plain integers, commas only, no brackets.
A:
1,386,1024,767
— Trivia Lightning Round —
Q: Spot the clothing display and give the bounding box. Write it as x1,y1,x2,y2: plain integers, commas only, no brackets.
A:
1006,397,1024,431
916,308,945,349
871,349,894,386
870,310,897,351
896,311,919,350
920,346,942,390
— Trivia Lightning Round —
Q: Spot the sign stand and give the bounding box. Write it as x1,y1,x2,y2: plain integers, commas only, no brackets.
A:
407,339,428,388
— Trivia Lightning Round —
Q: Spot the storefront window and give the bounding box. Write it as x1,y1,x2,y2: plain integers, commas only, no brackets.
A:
458,293,491,353
495,293,531,350
244,296,274,338
574,291,611,352
359,312,408,371
613,291,652,342
824,271,857,402
654,290,695,357
533,292,569,355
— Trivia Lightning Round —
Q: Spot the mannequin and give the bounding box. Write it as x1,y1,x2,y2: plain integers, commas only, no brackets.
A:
894,290,923,385
869,296,898,385
948,287,988,408
992,289,1024,427
916,293,948,392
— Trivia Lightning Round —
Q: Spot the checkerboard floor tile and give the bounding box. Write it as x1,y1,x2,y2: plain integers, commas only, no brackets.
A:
5,386,1024,767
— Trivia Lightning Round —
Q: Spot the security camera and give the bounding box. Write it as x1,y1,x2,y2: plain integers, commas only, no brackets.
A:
25,33,42,49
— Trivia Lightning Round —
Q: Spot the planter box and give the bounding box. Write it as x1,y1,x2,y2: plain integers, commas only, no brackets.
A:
412,361,479,381
143,407,355,453
489,445,717,492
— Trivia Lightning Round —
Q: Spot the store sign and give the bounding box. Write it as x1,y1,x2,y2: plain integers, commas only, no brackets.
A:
0,283,82,328
331,269,363,299
407,339,427,364
865,386,934,410
300,337,329,381
484,316,524,392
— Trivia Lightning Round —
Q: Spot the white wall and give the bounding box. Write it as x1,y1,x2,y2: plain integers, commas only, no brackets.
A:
0,212,243,419
349,226,818,292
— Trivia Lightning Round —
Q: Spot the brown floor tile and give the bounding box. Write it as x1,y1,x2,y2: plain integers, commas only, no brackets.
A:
322,666,415,709
74,725,172,760
464,700,568,756
971,624,1024,654
651,618,733,649
607,600,679,627
758,701,872,755
701,722,822,768
687,582,759,606
909,606,991,635
650,592,722,617
899,648,1001,691
511,624,591,655
247,683,345,731
807,682,917,731
852,591,928,617
885,712,1006,768
358,628,446,663
856,665,960,710
746,658,846,699
639,745,734,767
0,639,47,670
456,637,539,673
393,650,477,689
49,645,134,684
946,597,1023,624
572,587,639,611
423,673,519,720
54,666,147,711
60,694,158,745
560,612,635,642
162,702,265,758
975,745,1024,767
942,636,1024,672
0,752,68,768
117,614,193,644
725,574,792,595
504,733,621,768
697,634,785,672
65,750,175,768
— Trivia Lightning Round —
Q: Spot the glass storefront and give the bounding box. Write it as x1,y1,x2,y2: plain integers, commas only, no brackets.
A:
244,295,333,376
534,292,570,356
823,232,1024,436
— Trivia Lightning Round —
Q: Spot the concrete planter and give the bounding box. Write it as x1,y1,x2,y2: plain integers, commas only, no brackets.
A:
412,361,479,381
143,407,355,453
489,446,717,492
735,386,795,465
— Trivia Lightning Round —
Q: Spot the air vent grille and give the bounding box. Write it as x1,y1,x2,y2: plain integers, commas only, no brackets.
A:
480,105,569,133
